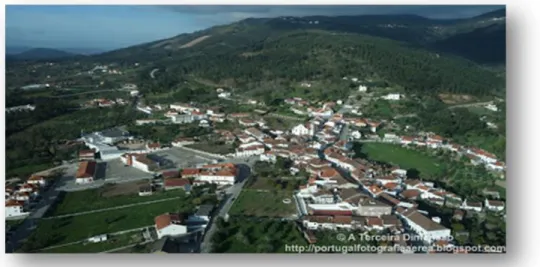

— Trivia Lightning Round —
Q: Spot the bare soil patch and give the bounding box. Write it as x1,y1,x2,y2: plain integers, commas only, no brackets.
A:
100,181,149,198
179,35,211,49
438,93,475,104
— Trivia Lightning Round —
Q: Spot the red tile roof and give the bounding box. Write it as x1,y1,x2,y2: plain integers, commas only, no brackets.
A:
382,182,399,190
76,161,96,178
366,217,383,227
401,189,421,199
181,168,200,177
319,167,338,179
5,199,24,207
164,178,191,188
28,175,45,181
161,170,180,178
147,142,161,149
154,213,184,230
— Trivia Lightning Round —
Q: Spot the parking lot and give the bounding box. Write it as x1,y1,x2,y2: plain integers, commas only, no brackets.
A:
152,148,214,169
58,159,153,191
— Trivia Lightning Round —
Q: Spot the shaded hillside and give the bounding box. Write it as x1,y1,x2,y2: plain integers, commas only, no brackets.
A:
432,23,505,64
9,48,78,61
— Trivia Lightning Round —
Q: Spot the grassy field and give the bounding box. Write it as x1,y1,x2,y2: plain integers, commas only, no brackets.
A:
6,219,25,229
42,231,143,253
6,163,55,178
185,142,235,155
229,189,296,218
357,143,444,178
264,117,297,131
46,187,186,217
26,197,194,250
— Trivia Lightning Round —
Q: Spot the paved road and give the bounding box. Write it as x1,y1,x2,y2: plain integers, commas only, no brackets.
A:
447,101,493,109
43,196,182,219
150,68,159,79
49,88,131,98
394,113,418,119
199,163,251,253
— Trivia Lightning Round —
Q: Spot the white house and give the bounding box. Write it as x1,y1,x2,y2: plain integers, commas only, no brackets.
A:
382,93,401,101
172,114,194,124
310,108,334,118
399,209,452,244
75,161,96,184
136,105,153,114
486,161,505,172
460,199,483,212
170,103,199,113
358,85,368,92
195,164,237,185
485,103,499,112
484,199,505,212
467,148,498,164
172,138,195,147
5,200,28,218
121,153,157,173
136,119,159,126
218,92,231,99
259,152,277,163
349,130,362,140
302,216,353,231
155,213,188,239
26,175,47,186
235,145,265,158
292,123,314,136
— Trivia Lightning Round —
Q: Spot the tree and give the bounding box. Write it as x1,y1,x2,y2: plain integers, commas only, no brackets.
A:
406,168,421,179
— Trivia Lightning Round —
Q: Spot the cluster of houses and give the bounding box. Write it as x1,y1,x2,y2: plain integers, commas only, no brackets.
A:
145,163,238,195
88,98,128,108
292,154,505,247
397,134,506,173
136,103,230,128
181,96,505,248
5,175,48,218
284,97,336,118
6,104,36,113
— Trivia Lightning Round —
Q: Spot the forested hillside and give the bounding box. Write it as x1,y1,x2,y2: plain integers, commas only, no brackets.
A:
83,9,506,101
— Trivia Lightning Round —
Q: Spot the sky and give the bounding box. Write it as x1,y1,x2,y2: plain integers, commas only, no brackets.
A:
5,5,505,52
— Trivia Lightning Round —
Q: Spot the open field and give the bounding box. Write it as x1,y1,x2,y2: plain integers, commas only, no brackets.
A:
180,35,211,48
229,189,296,218
100,180,148,197
356,143,444,178
27,197,194,250
46,185,186,217
185,142,235,155
438,93,475,104
42,231,143,253
264,117,297,131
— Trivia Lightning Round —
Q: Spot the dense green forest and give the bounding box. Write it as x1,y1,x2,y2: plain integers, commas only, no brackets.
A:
107,29,504,101
6,105,143,177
